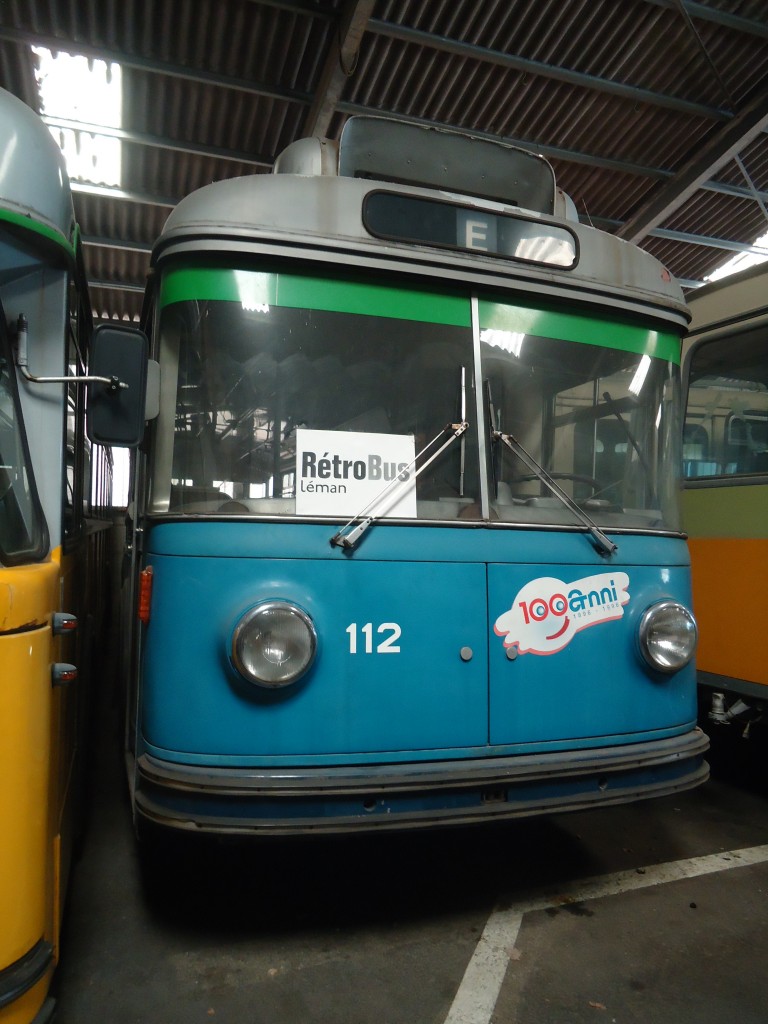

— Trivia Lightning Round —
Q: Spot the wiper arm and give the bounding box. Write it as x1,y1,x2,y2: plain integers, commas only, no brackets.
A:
330,419,469,550
493,430,617,557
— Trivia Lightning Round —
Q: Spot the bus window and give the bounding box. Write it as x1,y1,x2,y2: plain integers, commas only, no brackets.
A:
482,320,681,531
150,270,480,520
0,333,47,564
683,326,768,479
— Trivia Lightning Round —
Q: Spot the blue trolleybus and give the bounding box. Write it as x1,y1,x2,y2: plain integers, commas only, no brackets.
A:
116,117,707,838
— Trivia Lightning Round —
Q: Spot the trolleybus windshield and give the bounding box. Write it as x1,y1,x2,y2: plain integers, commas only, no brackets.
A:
480,302,682,532
150,267,681,532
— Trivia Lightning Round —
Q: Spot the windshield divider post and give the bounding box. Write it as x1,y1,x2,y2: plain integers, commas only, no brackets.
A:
471,296,491,518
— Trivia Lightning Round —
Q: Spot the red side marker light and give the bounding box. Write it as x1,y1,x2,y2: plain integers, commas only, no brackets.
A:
52,611,78,635
138,566,154,624
52,663,78,686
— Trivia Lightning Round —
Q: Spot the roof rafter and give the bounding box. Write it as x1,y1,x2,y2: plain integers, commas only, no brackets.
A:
46,102,768,208
44,116,273,169
82,236,152,255
644,0,768,40
0,26,311,106
71,182,176,209
365,19,731,122
592,218,768,256
615,85,768,243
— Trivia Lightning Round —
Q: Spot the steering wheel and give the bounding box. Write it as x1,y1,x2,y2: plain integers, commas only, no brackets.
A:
516,472,602,493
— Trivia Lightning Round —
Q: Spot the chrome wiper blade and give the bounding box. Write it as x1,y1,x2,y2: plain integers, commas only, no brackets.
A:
494,430,618,557
330,419,469,551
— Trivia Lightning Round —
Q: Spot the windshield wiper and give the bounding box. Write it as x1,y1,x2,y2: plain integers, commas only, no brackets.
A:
330,419,469,550
493,429,617,557
331,368,470,551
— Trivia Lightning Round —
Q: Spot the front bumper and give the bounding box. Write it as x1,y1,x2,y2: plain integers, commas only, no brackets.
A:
134,728,709,836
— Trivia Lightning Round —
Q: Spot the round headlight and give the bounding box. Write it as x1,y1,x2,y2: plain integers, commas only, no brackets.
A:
638,601,697,673
232,601,317,688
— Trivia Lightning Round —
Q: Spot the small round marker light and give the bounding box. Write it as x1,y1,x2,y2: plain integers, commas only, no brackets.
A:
638,601,697,673
232,600,317,688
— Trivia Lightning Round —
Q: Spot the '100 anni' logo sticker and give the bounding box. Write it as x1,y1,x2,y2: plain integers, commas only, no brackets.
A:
494,572,630,656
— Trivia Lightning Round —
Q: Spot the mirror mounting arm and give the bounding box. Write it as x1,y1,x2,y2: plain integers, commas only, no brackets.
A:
18,366,129,389
14,315,129,389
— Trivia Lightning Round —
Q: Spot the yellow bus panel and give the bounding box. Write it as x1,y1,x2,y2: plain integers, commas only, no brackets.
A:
687,537,768,688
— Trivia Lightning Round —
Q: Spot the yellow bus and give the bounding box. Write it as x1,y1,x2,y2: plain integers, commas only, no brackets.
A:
0,88,115,1023
682,263,768,736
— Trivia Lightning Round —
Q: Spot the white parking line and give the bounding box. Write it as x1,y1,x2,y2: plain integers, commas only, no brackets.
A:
443,843,768,1024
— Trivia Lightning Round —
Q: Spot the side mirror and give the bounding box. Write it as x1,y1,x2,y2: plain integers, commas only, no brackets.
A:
87,324,149,448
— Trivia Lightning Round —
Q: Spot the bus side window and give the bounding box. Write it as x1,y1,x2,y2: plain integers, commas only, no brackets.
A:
684,326,768,479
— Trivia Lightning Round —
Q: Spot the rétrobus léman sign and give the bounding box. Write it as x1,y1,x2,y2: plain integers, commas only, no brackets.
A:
295,429,417,517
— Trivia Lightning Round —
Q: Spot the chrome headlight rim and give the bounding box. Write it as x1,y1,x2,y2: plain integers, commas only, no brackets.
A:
231,599,317,689
637,599,697,674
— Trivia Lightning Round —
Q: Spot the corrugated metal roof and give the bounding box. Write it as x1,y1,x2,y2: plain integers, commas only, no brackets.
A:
0,0,767,320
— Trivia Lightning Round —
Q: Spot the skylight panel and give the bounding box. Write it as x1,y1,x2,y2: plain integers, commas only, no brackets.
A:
33,46,123,187
705,227,768,283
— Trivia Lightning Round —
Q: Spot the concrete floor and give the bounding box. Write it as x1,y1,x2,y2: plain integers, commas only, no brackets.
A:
52,712,768,1024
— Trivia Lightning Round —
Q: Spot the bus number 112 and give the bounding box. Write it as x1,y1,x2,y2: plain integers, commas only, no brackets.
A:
346,622,402,654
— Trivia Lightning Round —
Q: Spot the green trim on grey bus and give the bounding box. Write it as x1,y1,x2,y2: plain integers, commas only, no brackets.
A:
479,299,681,364
0,207,75,261
159,267,682,363
159,268,471,327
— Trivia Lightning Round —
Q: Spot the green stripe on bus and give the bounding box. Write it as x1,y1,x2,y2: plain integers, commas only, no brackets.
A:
0,207,75,260
479,299,681,364
160,268,471,326
159,269,681,362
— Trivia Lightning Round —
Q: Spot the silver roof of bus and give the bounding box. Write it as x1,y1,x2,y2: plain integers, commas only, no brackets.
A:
156,118,688,328
0,86,74,248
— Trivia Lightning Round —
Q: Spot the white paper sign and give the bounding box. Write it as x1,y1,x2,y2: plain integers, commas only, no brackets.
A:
295,429,417,517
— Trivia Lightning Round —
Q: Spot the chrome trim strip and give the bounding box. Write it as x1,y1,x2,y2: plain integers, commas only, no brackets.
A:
142,511,685,539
